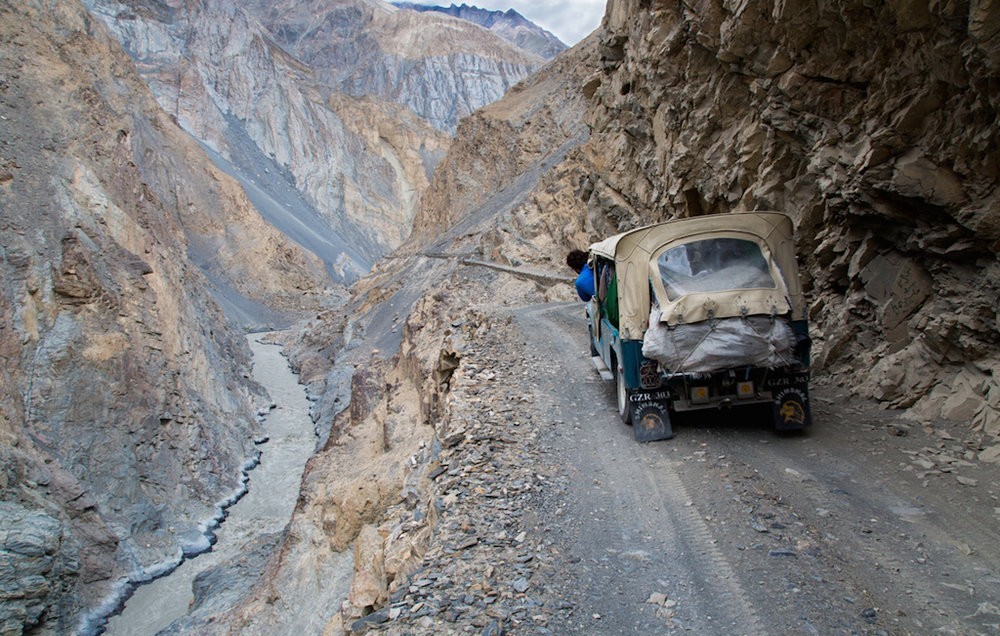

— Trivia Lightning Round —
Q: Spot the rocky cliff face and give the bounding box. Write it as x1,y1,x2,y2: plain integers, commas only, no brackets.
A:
0,1,332,633
581,0,1000,438
392,2,568,60
85,0,545,264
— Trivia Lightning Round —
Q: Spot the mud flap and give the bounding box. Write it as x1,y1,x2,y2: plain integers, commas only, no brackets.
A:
631,399,674,442
772,384,812,430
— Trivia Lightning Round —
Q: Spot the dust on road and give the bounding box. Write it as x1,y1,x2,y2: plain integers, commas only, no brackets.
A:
371,301,1000,635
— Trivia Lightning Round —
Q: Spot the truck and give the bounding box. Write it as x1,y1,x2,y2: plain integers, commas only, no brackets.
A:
586,212,812,441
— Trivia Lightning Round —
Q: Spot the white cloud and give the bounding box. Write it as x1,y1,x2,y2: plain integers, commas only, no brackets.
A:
403,1,606,46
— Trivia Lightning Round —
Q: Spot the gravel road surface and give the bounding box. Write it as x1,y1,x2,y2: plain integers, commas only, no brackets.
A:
362,300,1000,635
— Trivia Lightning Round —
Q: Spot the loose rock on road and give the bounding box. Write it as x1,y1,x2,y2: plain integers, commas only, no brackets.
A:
364,302,1000,635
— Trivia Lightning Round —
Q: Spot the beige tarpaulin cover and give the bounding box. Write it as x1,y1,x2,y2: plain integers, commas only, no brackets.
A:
589,212,806,340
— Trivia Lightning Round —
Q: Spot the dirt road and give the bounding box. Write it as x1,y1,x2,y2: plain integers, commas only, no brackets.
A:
516,302,1000,635
370,300,999,635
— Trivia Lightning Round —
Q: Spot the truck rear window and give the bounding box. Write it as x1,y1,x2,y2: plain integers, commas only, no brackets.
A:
657,238,776,300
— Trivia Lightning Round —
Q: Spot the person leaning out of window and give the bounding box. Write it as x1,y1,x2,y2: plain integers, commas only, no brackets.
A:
566,249,594,301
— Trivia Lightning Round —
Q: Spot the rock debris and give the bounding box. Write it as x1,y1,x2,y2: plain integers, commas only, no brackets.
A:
349,314,578,635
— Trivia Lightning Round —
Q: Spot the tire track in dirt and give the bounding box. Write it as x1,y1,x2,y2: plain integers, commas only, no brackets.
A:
514,301,765,635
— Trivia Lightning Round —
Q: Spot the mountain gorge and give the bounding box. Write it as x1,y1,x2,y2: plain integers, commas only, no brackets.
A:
173,0,1000,632
137,32,604,634
0,1,333,632
3,0,1000,634
0,0,553,633
85,0,547,269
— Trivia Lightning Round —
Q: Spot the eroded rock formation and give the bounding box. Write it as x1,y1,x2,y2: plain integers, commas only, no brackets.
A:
581,0,1000,437
85,0,546,264
0,1,330,632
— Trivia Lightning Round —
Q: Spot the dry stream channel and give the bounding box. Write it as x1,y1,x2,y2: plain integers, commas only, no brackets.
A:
104,334,318,635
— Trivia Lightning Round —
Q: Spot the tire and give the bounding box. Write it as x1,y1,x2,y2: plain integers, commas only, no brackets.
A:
615,364,632,425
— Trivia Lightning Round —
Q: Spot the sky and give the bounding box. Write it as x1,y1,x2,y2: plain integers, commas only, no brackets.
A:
407,1,607,46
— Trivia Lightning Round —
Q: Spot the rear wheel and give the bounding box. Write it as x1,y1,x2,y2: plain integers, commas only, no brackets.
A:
615,365,632,425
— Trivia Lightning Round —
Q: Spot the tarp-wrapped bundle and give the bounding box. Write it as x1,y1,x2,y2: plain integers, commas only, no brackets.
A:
642,309,797,373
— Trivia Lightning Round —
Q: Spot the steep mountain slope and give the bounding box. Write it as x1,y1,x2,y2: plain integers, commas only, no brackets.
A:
392,2,567,59
85,0,546,267
244,0,545,133
84,0,441,271
0,1,332,633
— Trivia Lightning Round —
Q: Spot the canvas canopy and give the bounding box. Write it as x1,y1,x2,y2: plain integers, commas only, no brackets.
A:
588,212,806,340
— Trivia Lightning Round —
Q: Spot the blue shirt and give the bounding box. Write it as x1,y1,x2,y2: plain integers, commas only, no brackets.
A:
575,265,595,301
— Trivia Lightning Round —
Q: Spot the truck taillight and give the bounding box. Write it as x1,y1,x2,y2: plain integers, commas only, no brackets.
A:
737,381,754,399
691,386,710,404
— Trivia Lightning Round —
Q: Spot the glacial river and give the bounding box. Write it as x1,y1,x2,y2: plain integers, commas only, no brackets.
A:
104,334,317,635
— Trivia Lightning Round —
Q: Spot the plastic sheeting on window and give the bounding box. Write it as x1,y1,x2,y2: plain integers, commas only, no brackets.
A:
656,238,776,300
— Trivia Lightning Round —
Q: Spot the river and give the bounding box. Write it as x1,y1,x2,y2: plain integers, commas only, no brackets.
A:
104,333,317,635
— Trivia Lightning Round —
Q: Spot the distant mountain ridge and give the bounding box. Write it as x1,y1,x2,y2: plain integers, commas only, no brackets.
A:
83,0,545,280
393,2,567,59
